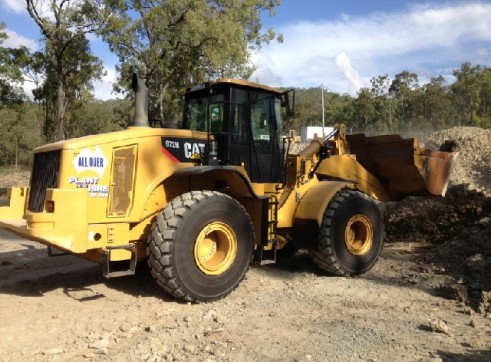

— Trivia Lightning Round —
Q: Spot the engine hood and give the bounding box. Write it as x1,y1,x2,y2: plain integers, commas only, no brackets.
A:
34,127,205,153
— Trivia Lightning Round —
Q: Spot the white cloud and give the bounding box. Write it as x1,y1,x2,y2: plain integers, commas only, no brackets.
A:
334,51,365,94
1,0,25,13
92,66,119,100
3,28,38,51
22,79,38,98
251,2,491,94
249,51,283,85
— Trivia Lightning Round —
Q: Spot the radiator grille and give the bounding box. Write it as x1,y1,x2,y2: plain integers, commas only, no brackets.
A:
28,150,61,212
108,146,136,216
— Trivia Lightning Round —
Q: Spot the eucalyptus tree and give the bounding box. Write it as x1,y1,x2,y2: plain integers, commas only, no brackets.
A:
0,22,25,106
369,74,397,130
102,0,281,123
479,67,491,127
26,0,110,141
451,62,491,127
0,22,34,167
419,75,452,130
351,88,376,131
389,71,419,128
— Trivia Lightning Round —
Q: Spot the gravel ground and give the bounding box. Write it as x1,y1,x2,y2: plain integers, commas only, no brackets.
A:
0,127,490,361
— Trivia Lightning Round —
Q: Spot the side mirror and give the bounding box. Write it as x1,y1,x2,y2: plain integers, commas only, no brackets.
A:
281,89,295,118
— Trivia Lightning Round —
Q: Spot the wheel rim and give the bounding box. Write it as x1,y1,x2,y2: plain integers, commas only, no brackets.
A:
344,214,373,256
194,222,237,275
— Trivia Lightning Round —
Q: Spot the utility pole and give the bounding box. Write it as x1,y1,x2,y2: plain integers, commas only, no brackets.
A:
321,84,325,138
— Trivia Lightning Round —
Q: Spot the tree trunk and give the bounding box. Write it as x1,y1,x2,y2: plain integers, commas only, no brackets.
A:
159,83,168,124
14,138,18,168
55,80,66,141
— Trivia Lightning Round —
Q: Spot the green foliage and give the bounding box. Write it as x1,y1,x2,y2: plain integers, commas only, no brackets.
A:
25,0,109,141
0,23,40,167
451,62,491,128
0,104,44,167
65,99,126,138
0,23,23,84
0,23,26,107
101,0,281,123
287,63,491,134
2,3,491,168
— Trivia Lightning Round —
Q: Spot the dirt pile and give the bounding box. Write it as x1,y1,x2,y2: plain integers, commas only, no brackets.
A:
426,126,491,195
385,185,491,312
385,127,491,312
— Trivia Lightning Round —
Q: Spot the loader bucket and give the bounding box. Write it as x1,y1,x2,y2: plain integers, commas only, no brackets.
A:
346,133,458,200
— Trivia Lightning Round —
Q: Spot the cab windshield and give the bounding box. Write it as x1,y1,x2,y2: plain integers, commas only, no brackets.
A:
182,91,226,132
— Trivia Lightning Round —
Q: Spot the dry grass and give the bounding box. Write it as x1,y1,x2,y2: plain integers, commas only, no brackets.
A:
0,167,30,189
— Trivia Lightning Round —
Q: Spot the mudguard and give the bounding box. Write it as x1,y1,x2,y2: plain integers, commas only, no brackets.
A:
293,181,350,249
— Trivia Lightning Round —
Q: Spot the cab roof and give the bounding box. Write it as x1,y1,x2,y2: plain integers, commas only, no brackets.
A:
185,78,283,95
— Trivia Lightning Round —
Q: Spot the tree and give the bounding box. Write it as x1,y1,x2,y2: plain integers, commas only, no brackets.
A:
102,0,281,123
26,0,109,141
369,74,396,131
65,98,126,138
0,22,25,107
418,76,452,130
451,62,482,126
351,88,376,131
370,74,390,98
389,71,419,128
0,23,41,167
479,67,491,127
451,62,491,127
0,105,43,167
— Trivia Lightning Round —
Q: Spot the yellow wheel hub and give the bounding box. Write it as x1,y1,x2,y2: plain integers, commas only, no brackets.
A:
194,222,237,275
344,214,373,256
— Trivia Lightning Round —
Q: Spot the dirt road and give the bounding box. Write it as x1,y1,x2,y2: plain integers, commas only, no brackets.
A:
1,224,490,362
1,126,490,361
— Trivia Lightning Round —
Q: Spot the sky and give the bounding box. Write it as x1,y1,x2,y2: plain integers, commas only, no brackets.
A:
1,0,491,99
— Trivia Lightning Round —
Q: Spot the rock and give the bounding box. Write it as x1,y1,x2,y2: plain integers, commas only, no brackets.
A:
44,347,64,355
428,318,450,335
202,310,226,324
203,328,224,337
437,284,468,303
89,338,110,350
94,348,108,355
203,310,217,321
295,355,313,362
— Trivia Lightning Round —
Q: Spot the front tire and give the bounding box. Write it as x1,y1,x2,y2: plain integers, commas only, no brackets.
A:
310,190,384,276
148,191,254,302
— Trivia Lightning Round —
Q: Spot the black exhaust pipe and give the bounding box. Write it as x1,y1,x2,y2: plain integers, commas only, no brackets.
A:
132,73,149,127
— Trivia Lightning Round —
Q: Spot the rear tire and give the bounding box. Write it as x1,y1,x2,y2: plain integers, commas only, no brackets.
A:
310,190,383,276
148,191,254,302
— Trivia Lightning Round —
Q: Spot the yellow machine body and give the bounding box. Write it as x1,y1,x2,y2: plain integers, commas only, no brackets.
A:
0,79,458,294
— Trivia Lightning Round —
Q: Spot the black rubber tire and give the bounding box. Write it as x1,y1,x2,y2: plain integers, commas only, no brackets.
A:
148,191,254,302
310,189,384,276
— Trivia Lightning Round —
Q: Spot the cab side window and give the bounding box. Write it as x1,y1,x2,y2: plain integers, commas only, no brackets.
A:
209,105,224,133
251,94,276,153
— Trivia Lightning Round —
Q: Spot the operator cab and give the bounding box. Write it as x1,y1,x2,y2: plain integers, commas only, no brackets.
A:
182,79,293,183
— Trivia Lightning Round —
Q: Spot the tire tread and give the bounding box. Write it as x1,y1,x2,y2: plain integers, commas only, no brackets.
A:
148,191,253,302
310,189,383,276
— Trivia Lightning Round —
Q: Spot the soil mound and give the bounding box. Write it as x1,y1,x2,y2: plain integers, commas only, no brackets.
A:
385,127,491,311
426,126,491,195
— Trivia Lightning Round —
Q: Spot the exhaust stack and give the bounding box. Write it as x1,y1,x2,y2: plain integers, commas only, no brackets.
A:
132,73,149,127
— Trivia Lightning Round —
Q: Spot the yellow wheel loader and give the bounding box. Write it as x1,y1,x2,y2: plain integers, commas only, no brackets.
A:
0,75,458,302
